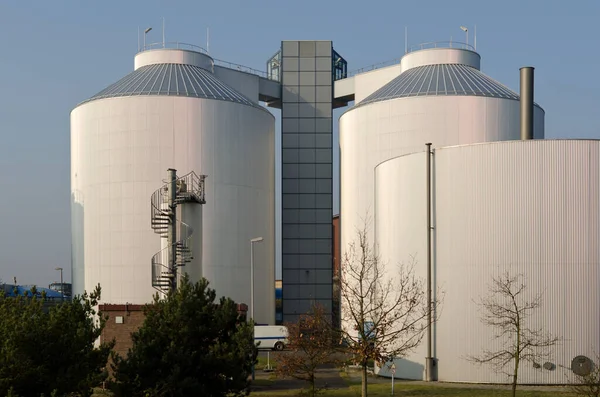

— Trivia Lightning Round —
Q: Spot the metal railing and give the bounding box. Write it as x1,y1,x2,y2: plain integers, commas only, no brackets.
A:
348,58,401,77
151,222,194,292
172,172,207,204
407,41,475,53
345,41,476,79
213,58,272,80
139,42,278,81
150,171,206,294
140,41,209,54
266,50,282,82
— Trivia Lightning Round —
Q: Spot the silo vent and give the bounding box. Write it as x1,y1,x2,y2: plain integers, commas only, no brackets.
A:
520,66,534,140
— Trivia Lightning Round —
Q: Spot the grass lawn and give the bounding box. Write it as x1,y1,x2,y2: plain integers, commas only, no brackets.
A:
93,380,575,397
91,388,113,397
251,376,576,397
257,354,278,370
251,383,575,396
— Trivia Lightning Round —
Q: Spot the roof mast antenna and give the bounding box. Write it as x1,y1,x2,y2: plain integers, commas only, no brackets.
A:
405,26,408,54
460,26,468,48
162,17,165,48
474,25,477,50
207,27,210,54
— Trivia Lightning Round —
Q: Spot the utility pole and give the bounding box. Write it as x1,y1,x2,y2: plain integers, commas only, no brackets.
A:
425,142,436,381
55,267,64,301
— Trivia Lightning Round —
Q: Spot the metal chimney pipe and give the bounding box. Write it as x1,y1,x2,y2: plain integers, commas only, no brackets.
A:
520,67,534,140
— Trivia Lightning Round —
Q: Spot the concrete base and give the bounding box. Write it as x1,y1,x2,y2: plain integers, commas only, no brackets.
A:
425,357,438,381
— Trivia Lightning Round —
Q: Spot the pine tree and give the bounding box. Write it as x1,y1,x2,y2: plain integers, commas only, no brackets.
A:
111,275,256,397
0,285,113,396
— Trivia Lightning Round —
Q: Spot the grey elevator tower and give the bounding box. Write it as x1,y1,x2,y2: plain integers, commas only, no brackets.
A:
271,40,347,322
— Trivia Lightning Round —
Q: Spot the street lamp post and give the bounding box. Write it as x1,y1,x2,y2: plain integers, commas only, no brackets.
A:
250,237,263,382
143,27,152,50
55,267,63,301
250,237,264,321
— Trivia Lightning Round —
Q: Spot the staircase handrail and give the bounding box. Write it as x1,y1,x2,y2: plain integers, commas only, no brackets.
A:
150,171,206,293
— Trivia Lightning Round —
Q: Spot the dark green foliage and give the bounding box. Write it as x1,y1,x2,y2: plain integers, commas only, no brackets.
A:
0,286,113,397
110,275,257,397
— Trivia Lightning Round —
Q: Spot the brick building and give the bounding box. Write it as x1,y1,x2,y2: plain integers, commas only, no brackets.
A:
99,303,248,358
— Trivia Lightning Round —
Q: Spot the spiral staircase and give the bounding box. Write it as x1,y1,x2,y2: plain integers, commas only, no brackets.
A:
150,170,206,294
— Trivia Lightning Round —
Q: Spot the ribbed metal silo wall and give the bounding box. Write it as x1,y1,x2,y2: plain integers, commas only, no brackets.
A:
71,96,275,325
374,140,600,383
433,140,599,383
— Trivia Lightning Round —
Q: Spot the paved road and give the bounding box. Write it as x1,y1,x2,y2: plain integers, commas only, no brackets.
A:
252,367,347,392
252,351,347,392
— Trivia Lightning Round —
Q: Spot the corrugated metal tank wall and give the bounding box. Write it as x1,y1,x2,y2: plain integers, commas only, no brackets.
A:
375,140,600,383
71,49,275,325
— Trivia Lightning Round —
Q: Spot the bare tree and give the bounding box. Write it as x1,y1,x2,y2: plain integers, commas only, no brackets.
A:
470,272,559,397
570,354,600,397
275,304,341,396
340,222,435,397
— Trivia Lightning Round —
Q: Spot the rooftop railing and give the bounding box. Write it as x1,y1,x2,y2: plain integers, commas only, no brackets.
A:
213,58,270,79
139,41,209,54
348,58,401,77
407,41,475,53
345,41,476,79
138,42,276,80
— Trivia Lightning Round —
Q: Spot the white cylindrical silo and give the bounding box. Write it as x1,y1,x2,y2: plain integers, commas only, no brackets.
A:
375,140,600,384
340,46,545,256
71,46,275,324
373,152,429,380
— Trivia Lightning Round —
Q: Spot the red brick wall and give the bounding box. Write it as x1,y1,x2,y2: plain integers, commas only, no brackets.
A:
99,304,146,358
99,302,249,358
332,215,340,278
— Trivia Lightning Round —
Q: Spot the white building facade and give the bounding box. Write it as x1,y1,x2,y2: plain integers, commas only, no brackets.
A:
71,46,275,324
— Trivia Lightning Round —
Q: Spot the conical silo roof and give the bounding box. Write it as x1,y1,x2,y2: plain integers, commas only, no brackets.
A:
77,63,260,108
357,63,520,108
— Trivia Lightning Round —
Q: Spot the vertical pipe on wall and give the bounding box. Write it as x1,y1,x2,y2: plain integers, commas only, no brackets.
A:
520,67,534,140
425,143,436,381
168,168,178,291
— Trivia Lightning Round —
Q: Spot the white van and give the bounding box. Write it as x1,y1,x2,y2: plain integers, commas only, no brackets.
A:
254,325,289,351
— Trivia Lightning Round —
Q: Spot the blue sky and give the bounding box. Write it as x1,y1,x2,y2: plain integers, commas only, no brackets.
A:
0,0,598,287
